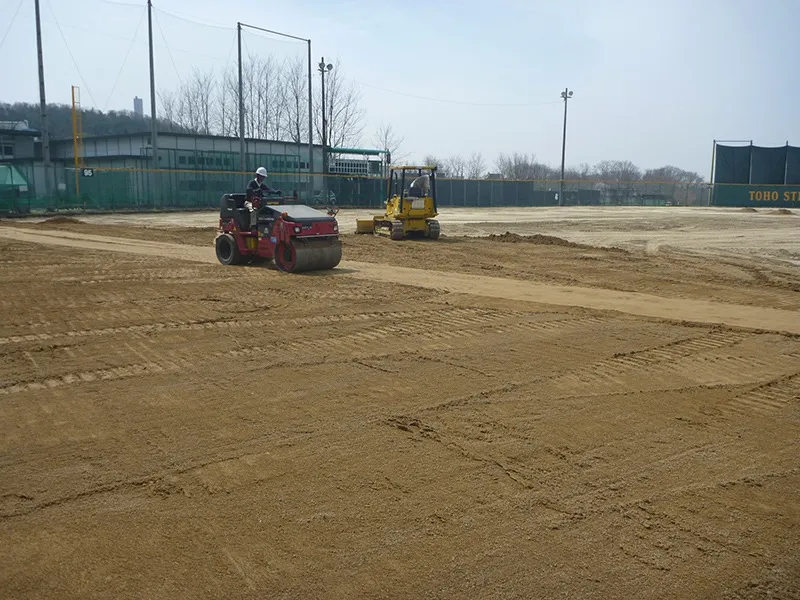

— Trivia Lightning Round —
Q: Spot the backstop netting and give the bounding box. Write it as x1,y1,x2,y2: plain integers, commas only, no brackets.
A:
712,142,800,207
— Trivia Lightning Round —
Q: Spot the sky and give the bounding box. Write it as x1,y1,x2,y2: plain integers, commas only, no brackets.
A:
1,0,799,176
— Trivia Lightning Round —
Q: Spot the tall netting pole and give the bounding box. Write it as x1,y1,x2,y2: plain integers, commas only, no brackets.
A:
307,39,314,200
237,22,245,173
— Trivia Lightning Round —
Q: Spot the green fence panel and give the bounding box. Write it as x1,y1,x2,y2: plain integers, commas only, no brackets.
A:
713,184,800,207
3,159,733,214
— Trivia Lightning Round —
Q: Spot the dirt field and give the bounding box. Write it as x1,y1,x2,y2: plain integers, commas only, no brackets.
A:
43,205,800,266
0,209,798,599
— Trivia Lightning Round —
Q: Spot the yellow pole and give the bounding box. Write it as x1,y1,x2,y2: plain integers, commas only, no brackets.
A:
71,86,81,198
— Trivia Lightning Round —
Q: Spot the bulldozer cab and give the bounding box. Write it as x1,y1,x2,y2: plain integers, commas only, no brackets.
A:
386,166,438,217
355,165,440,239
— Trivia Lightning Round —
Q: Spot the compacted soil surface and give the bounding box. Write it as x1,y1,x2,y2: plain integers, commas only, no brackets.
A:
0,214,798,599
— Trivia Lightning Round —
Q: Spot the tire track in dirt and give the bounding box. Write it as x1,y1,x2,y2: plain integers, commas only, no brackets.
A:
0,359,192,395
540,330,800,398
50,268,214,283
385,415,536,489
720,372,800,416
0,291,133,311
0,310,610,396
0,306,497,347
2,226,798,334
0,428,312,519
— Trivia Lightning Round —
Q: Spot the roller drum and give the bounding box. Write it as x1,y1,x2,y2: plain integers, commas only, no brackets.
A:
275,239,342,273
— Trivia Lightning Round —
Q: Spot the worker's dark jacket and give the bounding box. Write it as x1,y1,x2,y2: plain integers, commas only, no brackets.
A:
246,178,276,201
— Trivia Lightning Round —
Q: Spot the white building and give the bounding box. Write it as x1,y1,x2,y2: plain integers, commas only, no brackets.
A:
133,97,144,118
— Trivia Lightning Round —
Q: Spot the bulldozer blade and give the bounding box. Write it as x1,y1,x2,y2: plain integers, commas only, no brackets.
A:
356,219,376,234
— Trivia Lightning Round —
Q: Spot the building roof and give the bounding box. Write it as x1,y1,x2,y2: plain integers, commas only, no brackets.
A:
47,131,382,156
50,130,324,147
0,120,40,137
0,129,40,137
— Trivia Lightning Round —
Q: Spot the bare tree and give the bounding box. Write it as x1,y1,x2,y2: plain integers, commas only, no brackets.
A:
190,69,215,135
593,160,641,183
562,162,593,181
495,152,555,180
155,57,371,159
443,155,467,178
158,90,177,132
215,71,239,137
240,56,259,138
280,55,308,144
642,165,705,206
422,155,447,176
314,59,366,152
466,152,486,179
158,68,218,135
643,165,704,183
372,123,405,163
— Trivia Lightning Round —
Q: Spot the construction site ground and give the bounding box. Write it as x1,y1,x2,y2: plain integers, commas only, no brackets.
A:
0,206,798,599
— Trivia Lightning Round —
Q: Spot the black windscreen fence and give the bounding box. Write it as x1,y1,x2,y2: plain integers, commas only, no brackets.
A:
750,146,787,184
713,143,797,184
786,146,800,185
714,145,751,183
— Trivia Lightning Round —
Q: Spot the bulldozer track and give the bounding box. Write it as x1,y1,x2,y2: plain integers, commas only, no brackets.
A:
542,330,785,397
720,373,800,416
0,306,505,348
0,309,614,394
0,359,192,396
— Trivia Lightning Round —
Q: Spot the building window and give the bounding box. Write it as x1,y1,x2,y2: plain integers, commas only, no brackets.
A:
179,155,186,165
1,144,13,159
188,156,196,165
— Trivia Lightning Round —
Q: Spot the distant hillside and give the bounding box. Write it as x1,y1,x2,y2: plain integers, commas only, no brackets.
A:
0,102,189,140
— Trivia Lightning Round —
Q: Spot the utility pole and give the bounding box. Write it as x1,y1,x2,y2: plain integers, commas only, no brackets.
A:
559,87,573,207
318,58,333,200
306,40,313,189
147,0,158,171
34,0,50,197
237,22,245,172
318,58,333,175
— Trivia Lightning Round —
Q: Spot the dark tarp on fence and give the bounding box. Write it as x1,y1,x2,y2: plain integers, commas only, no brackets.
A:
713,143,798,185
786,146,800,185
714,144,752,184
750,145,788,184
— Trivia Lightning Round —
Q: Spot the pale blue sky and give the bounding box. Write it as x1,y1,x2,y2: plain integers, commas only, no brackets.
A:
2,0,799,175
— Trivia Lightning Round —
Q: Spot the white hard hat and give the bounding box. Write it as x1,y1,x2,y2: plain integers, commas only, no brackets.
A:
256,167,268,177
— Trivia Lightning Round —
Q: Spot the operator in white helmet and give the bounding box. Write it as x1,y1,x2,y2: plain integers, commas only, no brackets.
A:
244,167,282,228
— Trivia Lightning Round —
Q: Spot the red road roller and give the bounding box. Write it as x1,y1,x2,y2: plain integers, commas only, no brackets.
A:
214,193,342,273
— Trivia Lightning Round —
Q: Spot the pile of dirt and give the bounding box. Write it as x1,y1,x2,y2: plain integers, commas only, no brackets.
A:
34,216,84,226
739,207,758,213
770,208,794,215
487,231,588,248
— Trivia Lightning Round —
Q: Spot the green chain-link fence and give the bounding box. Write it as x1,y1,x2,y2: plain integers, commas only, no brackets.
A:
10,161,797,216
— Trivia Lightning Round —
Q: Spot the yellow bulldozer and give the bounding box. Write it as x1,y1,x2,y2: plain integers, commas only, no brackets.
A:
356,165,440,240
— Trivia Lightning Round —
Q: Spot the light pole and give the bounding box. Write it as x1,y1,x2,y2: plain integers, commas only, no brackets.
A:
318,58,333,175
318,58,333,198
559,87,573,207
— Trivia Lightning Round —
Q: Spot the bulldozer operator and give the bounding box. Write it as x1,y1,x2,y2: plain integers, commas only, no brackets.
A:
408,174,430,198
245,167,282,227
